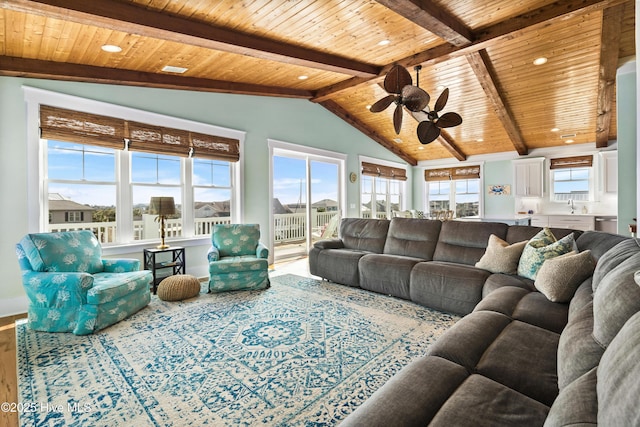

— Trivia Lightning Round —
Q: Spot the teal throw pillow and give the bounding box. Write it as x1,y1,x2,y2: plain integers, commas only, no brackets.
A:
517,229,575,280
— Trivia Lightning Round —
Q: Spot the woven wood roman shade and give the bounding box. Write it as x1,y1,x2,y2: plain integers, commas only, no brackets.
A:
361,162,407,181
425,165,480,181
40,105,240,162
40,105,126,149
550,155,593,169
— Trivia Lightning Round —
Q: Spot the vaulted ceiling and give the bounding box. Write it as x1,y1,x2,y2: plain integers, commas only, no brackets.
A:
0,0,635,165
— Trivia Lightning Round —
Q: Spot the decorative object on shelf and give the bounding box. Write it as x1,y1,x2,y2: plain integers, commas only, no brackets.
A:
488,184,511,196
370,64,462,145
149,196,175,249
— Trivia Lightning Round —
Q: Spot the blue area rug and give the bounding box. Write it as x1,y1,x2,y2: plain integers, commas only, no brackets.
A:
17,274,459,426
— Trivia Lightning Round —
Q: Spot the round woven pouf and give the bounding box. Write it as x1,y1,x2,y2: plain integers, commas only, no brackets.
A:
157,275,201,301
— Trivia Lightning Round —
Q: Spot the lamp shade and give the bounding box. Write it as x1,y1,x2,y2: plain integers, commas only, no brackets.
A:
149,197,176,216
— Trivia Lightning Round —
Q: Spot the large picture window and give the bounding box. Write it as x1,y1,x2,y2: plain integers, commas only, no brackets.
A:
34,98,243,246
550,155,593,202
360,160,407,219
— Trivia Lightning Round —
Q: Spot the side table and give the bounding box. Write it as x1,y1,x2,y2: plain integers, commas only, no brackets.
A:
143,247,186,294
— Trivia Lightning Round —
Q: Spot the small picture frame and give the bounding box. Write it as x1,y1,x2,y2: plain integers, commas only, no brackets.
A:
488,184,511,196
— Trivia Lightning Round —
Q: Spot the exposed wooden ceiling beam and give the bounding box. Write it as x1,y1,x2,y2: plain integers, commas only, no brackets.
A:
313,0,628,102
373,0,474,46
0,0,381,78
0,56,314,98
319,100,418,166
596,3,626,147
437,131,467,161
466,50,528,156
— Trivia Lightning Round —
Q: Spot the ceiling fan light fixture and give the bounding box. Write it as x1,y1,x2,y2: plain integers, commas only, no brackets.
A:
101,44,122,53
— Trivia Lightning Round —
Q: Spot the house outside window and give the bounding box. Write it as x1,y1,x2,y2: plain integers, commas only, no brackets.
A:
193,158,233,236
550,155,593,202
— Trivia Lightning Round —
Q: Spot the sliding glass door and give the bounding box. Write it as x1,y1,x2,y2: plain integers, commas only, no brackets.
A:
270,142,344,261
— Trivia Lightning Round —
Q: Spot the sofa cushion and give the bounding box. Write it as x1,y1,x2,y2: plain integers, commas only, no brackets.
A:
340,218,390,253
474,286,568,334
568,279,594,320
19,230,103,274
517,230,575,280
474,234,527,274
382,217,441,259
310,248,368,287
576,230,628,261
544,368,597,427
597,311,640,426
429,374,549,427
592,238,640,291
433,221,508,265
339,356,469,427
410,262,491,315
505,225,577,245
592,251,640,348
534,250,595,303
359,254,422,299
482,273,535,298
88,270,152,305
557,302,603,390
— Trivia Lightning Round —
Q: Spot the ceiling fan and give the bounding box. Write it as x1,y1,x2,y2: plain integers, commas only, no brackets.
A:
370,64,462,145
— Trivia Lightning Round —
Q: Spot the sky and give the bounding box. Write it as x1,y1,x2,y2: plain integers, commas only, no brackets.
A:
47,141,339,208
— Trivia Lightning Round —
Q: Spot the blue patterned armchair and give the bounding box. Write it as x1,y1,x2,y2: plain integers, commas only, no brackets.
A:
208,224,270,292
16,230,152,335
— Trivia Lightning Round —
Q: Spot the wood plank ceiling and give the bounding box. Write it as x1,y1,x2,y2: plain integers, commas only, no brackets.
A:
0,0,635,166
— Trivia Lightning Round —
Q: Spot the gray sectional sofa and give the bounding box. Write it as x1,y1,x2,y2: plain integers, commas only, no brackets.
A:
308,217,640,426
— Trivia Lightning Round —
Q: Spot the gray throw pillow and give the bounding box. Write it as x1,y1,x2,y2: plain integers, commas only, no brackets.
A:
475,234,527,274
535,250,595,302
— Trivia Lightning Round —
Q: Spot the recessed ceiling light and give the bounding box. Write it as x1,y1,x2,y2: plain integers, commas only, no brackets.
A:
394,138,402,143
378,39,390,46
298,75,308,80
418,146,425,150
162,65,188,74
101,44,122,53
476,138,484,142
564,139,574,144
436,85,446,92
366,105,371,110
551,127,560,132
533,57,548,65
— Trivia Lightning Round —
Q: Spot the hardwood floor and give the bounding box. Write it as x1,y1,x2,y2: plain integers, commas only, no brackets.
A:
0,313,27,427
0,256,311,427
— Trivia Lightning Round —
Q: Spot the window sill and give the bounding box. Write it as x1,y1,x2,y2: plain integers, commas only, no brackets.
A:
102,236,211,256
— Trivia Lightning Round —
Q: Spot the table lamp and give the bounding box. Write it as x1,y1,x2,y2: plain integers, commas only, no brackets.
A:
149,196,176,249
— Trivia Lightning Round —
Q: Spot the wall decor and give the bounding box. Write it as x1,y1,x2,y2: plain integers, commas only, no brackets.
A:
488,184,511,196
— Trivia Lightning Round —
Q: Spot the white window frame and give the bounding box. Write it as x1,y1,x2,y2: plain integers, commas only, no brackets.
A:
423,163,484,218
550,166,593,202
24,86,245,254
358,155,408,219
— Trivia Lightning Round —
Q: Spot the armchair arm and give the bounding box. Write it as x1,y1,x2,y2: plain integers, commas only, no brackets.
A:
207,246,220,262
103,258,141,273
256,242,269,259
21,271,94,307
313,239,345,250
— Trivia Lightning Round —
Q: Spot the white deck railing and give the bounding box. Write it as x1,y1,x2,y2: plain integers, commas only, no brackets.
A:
48,213,342,245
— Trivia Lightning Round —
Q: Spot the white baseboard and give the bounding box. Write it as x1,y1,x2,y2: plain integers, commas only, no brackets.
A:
0,295,28,318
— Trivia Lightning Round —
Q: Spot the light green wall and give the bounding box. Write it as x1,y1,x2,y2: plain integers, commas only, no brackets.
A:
617,63,636,234
0,77,409,312
483,160,515,218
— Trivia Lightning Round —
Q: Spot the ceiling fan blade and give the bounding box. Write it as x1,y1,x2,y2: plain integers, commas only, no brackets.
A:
384,64,413,95
434,88,450,112
393,104,403,134
370,95,396,112
417,121,441,144
401,85,430,112
436,112,463,128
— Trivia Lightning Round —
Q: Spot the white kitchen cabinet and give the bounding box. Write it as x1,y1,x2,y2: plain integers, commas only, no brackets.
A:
600,151,618,194
548,215,595,231
513,159,544,197
531,215,549,227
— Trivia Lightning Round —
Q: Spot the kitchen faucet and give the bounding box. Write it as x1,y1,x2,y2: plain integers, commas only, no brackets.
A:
568,199,575,214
